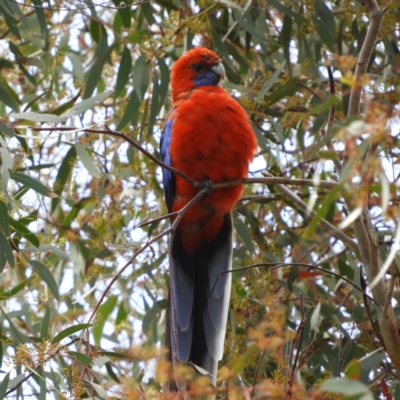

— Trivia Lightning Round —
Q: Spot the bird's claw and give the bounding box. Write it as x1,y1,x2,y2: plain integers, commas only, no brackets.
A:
204,179,213,194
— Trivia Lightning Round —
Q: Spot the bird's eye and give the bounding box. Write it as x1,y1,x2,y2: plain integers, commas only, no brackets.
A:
192,63,203,72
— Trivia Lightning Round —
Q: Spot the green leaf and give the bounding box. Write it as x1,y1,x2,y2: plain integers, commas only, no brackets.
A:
50,90,81,116
125,30,148,44
314,0,335,37
235,217,254,253
51,323,93,344
8,42,36,85
0,2,21,39
105,362,120,383
0,122,14,137
94,356,110,368
281,15,292,62
0,230,14,270
308,95,340,115
0,306,27,345
310,302,321,333
68,351,93,366
88,4,107,43
133,56,149,101
263,78,298,106
359,352,385,370
0,278,30,299
142,304,159,332
22,90,51,113
75,143,102,179
93,295,118,345
116,302,128,325
115,46,132,99
30,260,60,300
31,0,49,48
112,0,131,28
51,145,77,213
10,172,57,198
40,306,51,340
157,57,170,108
210,29,236,72
83,37,111,99
9,111,62,123
89,382,108,399
0,81,19,111
9,217,40,247
61,90,112,118
148,70,159,135
265,0,307,23
98,351,135,359
0,200,9,236
313,1,335,52
0,372,10,399
38,367,46,400
117,89,141,130
153,0,179,10
67,53,84,83
255,61,286,101
345,359,362,380
234,10,265,42
140,2,155,24
395,382,400,400
320,378,373,400
61,198,96,232
303,183,344,240
314,17,335,51
90,19,107,44
23,244,69,261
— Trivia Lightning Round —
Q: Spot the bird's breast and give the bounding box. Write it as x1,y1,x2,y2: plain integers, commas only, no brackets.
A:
170,87,256,184
168,87,257,251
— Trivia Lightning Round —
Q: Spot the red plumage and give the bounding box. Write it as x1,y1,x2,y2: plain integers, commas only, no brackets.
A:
169,49,257,253
161,47,257,387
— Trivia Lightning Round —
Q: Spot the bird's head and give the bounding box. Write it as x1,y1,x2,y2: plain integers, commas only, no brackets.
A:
171,47,226,101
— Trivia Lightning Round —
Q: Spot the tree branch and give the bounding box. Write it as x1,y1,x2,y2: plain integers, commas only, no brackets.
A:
262,172,358,250
343,0,400,374
347,0,384,117
24,125,337,190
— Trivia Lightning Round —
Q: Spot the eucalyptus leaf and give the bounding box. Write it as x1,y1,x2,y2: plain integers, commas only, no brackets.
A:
30,260,60,300
75,143,102,179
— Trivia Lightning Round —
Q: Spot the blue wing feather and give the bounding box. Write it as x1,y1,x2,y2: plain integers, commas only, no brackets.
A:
160,110,175,212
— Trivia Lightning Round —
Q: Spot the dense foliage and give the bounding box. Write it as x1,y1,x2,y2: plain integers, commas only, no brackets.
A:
0,0,399,398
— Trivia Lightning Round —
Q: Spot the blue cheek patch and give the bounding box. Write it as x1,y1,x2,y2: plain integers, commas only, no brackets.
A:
194,70,220,86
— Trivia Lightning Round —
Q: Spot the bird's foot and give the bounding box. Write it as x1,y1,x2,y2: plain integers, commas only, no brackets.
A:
203,179,213,195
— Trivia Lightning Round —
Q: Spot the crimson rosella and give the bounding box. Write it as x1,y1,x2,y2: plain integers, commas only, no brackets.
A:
160,47,257,385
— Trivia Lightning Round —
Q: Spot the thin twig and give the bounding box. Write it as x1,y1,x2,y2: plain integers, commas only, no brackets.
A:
262,172,357,250
5,337,80,396
28,125,197,187
326,65,342,174
293,339,317,377
359,272,385,349
221,177,336,190
237,374,251,400
87,189,207,324
286,306,315,397
219,262,377,305
23,125,338,190
87,227,171,323
137,210,180,227
347,1,384,117
251,349,267,399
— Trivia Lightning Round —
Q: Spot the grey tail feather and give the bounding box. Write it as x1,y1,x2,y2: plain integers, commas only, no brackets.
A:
165,213,233,388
